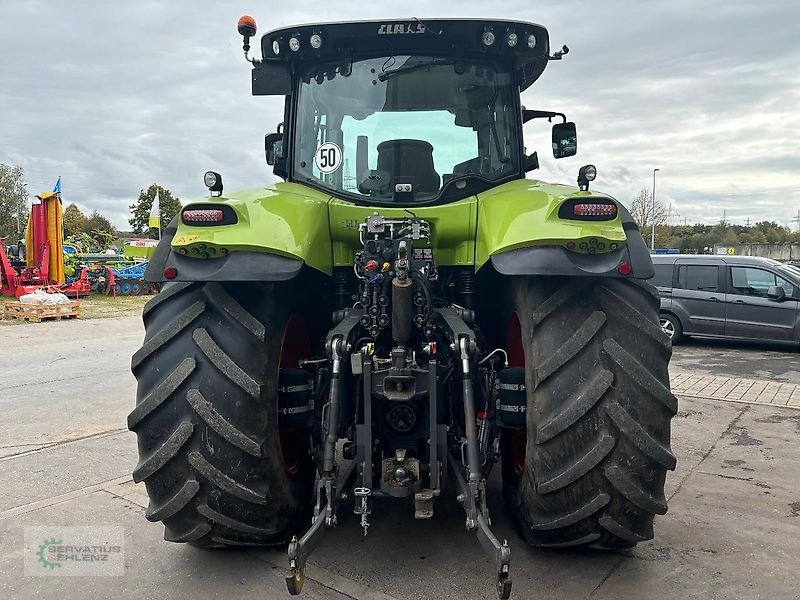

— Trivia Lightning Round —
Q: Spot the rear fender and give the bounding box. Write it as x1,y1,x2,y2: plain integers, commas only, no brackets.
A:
476,179,653,279
145,183,331,283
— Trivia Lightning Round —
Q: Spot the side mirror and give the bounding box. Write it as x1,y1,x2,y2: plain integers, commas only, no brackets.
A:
523,151,539,173
265,132,283,166
767,285,786,301
552,122,577,159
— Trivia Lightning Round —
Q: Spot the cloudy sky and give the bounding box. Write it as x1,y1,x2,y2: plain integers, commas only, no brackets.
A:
1,1,798,230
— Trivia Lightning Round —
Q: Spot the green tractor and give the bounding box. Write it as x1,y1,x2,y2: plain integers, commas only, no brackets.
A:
130,16,676,599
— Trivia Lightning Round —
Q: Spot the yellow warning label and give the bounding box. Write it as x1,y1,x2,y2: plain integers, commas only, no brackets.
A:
174,235,199,244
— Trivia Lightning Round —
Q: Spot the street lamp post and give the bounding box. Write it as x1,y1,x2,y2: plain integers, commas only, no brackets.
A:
651,168,660,251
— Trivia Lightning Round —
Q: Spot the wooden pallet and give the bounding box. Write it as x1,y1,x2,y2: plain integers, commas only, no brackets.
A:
3,301,80,322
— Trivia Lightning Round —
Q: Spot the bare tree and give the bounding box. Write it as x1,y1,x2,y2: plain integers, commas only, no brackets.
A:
628,187,667,231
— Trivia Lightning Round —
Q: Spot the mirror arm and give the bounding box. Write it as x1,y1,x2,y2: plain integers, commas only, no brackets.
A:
549,45,570,61
523,110,567,124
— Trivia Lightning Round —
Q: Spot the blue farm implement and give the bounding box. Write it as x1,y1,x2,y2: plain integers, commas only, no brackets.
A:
111,262,155,296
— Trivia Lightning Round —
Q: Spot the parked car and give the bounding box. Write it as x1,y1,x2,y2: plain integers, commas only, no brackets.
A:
652,254,800,344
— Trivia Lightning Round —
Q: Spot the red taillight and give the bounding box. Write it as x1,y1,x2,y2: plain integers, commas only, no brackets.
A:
164,267,178,280
573,203,617,217
617,262,633,276
183,209,224,222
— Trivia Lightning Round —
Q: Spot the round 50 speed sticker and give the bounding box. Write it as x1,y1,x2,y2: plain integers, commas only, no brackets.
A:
314,142,342,174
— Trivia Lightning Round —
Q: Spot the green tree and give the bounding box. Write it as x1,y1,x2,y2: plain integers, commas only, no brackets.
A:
753,221,780,234
85,210,115,235
738,230,767,244
765,228,785,244
0,163,29,241
129,183,181,238
63,203,89,238
720,229,739,245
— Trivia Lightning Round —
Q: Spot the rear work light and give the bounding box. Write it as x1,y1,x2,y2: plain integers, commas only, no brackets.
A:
573,203,617,217
183,209,224,222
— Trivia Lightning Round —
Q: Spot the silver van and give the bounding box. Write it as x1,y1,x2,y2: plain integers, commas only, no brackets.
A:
652,254,800,344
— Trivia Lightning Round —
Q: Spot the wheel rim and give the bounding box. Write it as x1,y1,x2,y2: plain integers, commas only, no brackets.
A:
278,313,312,475
505,312,527,476
659,317,675,339
506,313,524,368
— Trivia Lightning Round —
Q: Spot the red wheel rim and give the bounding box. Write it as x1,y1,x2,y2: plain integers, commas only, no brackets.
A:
505,312,527,475
507,429,527,476
506,313,524,368
278,313,312,475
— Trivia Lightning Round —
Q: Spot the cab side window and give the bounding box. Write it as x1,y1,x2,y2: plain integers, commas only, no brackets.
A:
676,265,718,292
729,267,795,297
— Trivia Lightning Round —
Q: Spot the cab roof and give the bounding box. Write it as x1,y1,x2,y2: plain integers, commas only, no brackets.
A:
258,18,552,91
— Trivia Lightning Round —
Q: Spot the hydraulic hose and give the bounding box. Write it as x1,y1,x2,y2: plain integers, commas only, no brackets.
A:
410,270,432,325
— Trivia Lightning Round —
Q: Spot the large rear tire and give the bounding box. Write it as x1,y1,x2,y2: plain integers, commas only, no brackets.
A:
501,277,677,548
128,281,316,547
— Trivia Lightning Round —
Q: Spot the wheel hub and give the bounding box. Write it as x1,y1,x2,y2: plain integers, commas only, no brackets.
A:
659,317,675,339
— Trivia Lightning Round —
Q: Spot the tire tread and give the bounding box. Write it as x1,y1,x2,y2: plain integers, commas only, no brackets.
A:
187,389,263,457
187,451,269,505
193,327,261,398
132,421,194,483
132,300,204,370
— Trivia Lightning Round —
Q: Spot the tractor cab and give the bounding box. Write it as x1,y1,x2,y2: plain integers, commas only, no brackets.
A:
240,18,576,205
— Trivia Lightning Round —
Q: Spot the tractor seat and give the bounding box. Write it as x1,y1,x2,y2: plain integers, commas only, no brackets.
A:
376,139,440,196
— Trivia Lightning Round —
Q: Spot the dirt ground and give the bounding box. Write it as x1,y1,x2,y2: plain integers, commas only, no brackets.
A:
0,293,149,325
